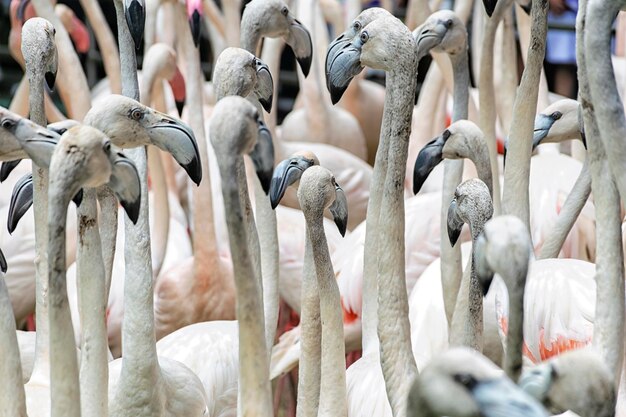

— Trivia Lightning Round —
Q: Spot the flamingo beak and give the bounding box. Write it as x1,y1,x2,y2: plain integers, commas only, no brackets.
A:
329,183,348,237
284,17,313,77
0,248,6,273
269,155,315,209
519,364,555,404
145,112,202,186
255,58,274,113
187,0,203,47
124,0,146,49
414,20,447,62
325,38,364,104
47,119,81,136
473,377,550,417
447,197,463,247
167,67,186,117
107,149,141,224
473,233,494,296
8,173,33,234
482,0,497,17
413,132,447,195
0,160,22,182
16,0,32,23
249,119,274,194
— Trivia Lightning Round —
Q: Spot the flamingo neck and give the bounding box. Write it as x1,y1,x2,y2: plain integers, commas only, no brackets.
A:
48,186,81,417
76,188,109,417
296,232,321,417
502,263,527,383
0,275,27,416
306,208,347,417
376,61,419,417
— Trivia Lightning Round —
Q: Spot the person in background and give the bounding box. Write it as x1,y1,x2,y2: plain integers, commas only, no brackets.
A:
544,0,578,98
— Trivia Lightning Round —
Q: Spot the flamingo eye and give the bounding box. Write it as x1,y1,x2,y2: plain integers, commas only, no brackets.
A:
1,119,15,130
360,31,369,43
445,19,453,28
353,21,361,31
103,141,111,152
552,111,562,120
131,109,143,121
281,6,288,16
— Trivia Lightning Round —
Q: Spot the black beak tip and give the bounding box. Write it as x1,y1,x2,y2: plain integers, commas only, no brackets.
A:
189,10,202,48
521,2,531,14
448,227,461,247
45,71,56,91
122,198,141,225
297,55,312,78
0,249,6,274
258,172,272,195
125,0,145,49
329,84,348,105
72,189,84,207
185,157,202,186
335,218,347,237
260,96,273,113
175,100,185,118
1,160,21,182
480,275,494,296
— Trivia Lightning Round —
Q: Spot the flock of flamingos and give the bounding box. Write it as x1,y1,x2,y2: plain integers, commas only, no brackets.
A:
0,0,625,415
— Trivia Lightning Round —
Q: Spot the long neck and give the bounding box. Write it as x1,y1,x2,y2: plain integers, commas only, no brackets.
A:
26,58,50,383
48,189,81,417
79,0,121,94
538,159,591,259
112,0,160,408
219,157,273,417
439,50,470,327
96,186,118,301
376,62,419,417
0,274,27,417
578,0,625,385
467,144,493,198
76,189,108,417
307,208,347,417
296,231,321,417
241,25,262,55
477,1,511,216
501,0,548,230
502,265,527,383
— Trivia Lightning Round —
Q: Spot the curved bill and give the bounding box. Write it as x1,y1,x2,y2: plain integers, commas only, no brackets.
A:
284,18,313,77
8,173,83,234
326,33,350,84
8,173,33,235
414,21,447,62
48,119,80,136
482,0,498,17
45,70,57,91
325,39,364,104
168,68,186,117
0,247,6,273
473,233,494,296
473,376,550,417
329,183,348,237
577,104,587,149
249,120,274,194
518,364,554,404
0,160,22,182
447,197,463,247
146,113,202,186
255,58,274,113
413,133,446,194
107,151,141,224
532,113,557,150
16,0,31,22
124,0,146,49
187,0,203,47
269,155,316,209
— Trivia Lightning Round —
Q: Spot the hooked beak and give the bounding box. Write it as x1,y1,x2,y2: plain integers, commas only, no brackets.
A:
146,113,202,186
414,22,446,62
255,58,274,113
329,183,348,237
482,0,498,17
413,133,446,194
168,67,186,118
532,113,557,150
48,119,80,136
519,363,555,404
124,0,146,49
8,173,84,234
269,155,316,209
187,0,203,48
0,247,5,273
447,197,464,246
284,18,313,77
0,160,22,182
325,33,349,82
473,233,494,296
325,38,364,104
8,173,33,235
473,377,550,417
249,119,274,194
107,150,141,224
